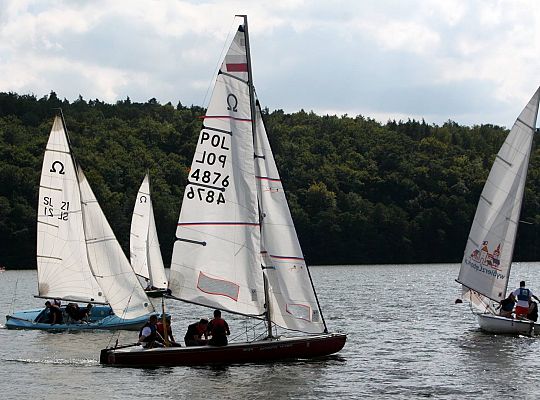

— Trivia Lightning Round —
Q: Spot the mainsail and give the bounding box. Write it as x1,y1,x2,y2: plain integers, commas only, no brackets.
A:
457,87,540,303
170,19,327,335
169,24,266,317
130,173,168,289
79,169,153,320
36,116,105,303
254,103,326,333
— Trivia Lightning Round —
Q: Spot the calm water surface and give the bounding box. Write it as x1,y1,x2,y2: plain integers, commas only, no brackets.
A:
2,263,540,399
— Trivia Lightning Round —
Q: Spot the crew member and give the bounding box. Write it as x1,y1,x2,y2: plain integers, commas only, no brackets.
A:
184,318,209,346
511,281,540,319
207,310,230,346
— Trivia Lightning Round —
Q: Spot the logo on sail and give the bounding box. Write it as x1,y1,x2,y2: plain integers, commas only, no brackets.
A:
470,241,501,269
464,241,505,280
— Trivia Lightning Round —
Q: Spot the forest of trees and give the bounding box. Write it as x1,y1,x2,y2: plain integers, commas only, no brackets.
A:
2,91,540,269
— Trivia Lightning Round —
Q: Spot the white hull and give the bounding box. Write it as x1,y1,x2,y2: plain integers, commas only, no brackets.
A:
477,313,540,335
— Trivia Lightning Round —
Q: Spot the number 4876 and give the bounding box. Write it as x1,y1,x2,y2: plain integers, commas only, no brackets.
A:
186,186,225,204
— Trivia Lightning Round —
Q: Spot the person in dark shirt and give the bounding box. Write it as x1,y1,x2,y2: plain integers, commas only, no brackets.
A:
207,310,230,346
184,318,209,346
138,315,163,349
44,300,63,325
498,295,515,318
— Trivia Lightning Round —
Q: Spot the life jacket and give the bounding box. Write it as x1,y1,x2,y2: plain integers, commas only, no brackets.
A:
210,318,227,336
517,288,530,302
139,322,157,342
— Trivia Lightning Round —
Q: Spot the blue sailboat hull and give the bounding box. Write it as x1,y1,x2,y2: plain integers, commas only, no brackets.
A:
5,305,151,331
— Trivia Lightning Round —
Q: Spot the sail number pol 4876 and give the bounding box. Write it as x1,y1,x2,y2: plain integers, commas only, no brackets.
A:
187,130,231,205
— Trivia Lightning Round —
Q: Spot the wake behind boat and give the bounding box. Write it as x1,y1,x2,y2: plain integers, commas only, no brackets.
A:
457,86,540,335
101,15,346,366
6,113,155,331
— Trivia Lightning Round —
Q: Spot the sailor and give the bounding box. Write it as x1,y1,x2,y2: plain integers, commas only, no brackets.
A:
498,294,515,318
45,300,63,325
511,281,540,319
184,318,209,346
207,310,230,346
157,315,181,347
138,315,163,348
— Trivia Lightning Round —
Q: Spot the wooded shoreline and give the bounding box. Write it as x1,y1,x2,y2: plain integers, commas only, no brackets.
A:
2,91,540,268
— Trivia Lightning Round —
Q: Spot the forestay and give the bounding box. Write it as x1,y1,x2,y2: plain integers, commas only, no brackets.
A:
36,116,105,303
78,169,153,319
458,87,540,302
254,103,326,333
130,174,168,288
169,26,266,317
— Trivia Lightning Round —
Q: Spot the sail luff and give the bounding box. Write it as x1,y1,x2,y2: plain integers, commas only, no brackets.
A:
240,14,274,334
458,87,540,303
147,189,168,288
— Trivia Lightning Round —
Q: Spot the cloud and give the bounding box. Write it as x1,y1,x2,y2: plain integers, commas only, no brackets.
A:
0,0,539,126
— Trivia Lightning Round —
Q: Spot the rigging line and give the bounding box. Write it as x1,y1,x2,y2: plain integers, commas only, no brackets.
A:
9,274,20,315
201,16,239,109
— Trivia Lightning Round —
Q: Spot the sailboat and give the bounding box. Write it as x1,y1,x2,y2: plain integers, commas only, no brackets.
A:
6,114,155,331
457,86,540,335
100,16,346,366
130,173,169,297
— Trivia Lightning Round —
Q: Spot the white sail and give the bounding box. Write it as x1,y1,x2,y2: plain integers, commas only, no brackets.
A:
78,169,153,319
254,103,326,333
36,116,105,303
130,174,168,288
169,25,266,316
458,87,540,302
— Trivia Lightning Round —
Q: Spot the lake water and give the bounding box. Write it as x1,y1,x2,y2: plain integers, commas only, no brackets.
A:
2,263,540,399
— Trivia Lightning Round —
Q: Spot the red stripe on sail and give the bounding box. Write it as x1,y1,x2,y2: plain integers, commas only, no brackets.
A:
226,63,248,72
178,222,260,227
256,176,281,182
198,115,252,122
269,254,305,261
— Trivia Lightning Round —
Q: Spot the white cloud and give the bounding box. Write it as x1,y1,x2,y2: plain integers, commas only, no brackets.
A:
359,19,441,55
1,0,540,125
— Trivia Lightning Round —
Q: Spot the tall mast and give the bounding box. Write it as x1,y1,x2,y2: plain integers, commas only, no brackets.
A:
237,14,273,337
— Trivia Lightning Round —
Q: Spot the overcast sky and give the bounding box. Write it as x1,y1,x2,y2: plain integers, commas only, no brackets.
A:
1,0,540,127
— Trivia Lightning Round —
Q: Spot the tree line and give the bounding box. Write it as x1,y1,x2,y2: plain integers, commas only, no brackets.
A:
1,91,539,269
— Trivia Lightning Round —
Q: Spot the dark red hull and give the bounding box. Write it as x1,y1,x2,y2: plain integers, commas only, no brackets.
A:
100,333,346,367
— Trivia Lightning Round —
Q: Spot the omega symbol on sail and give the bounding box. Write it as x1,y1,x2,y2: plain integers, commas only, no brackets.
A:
50,161,65,175
227,94,238,112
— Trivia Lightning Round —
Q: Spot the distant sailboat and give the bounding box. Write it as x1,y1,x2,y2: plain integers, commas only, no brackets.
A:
6,114,154,330
130,173,168,297
457,87,540,335
101,15,346,366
